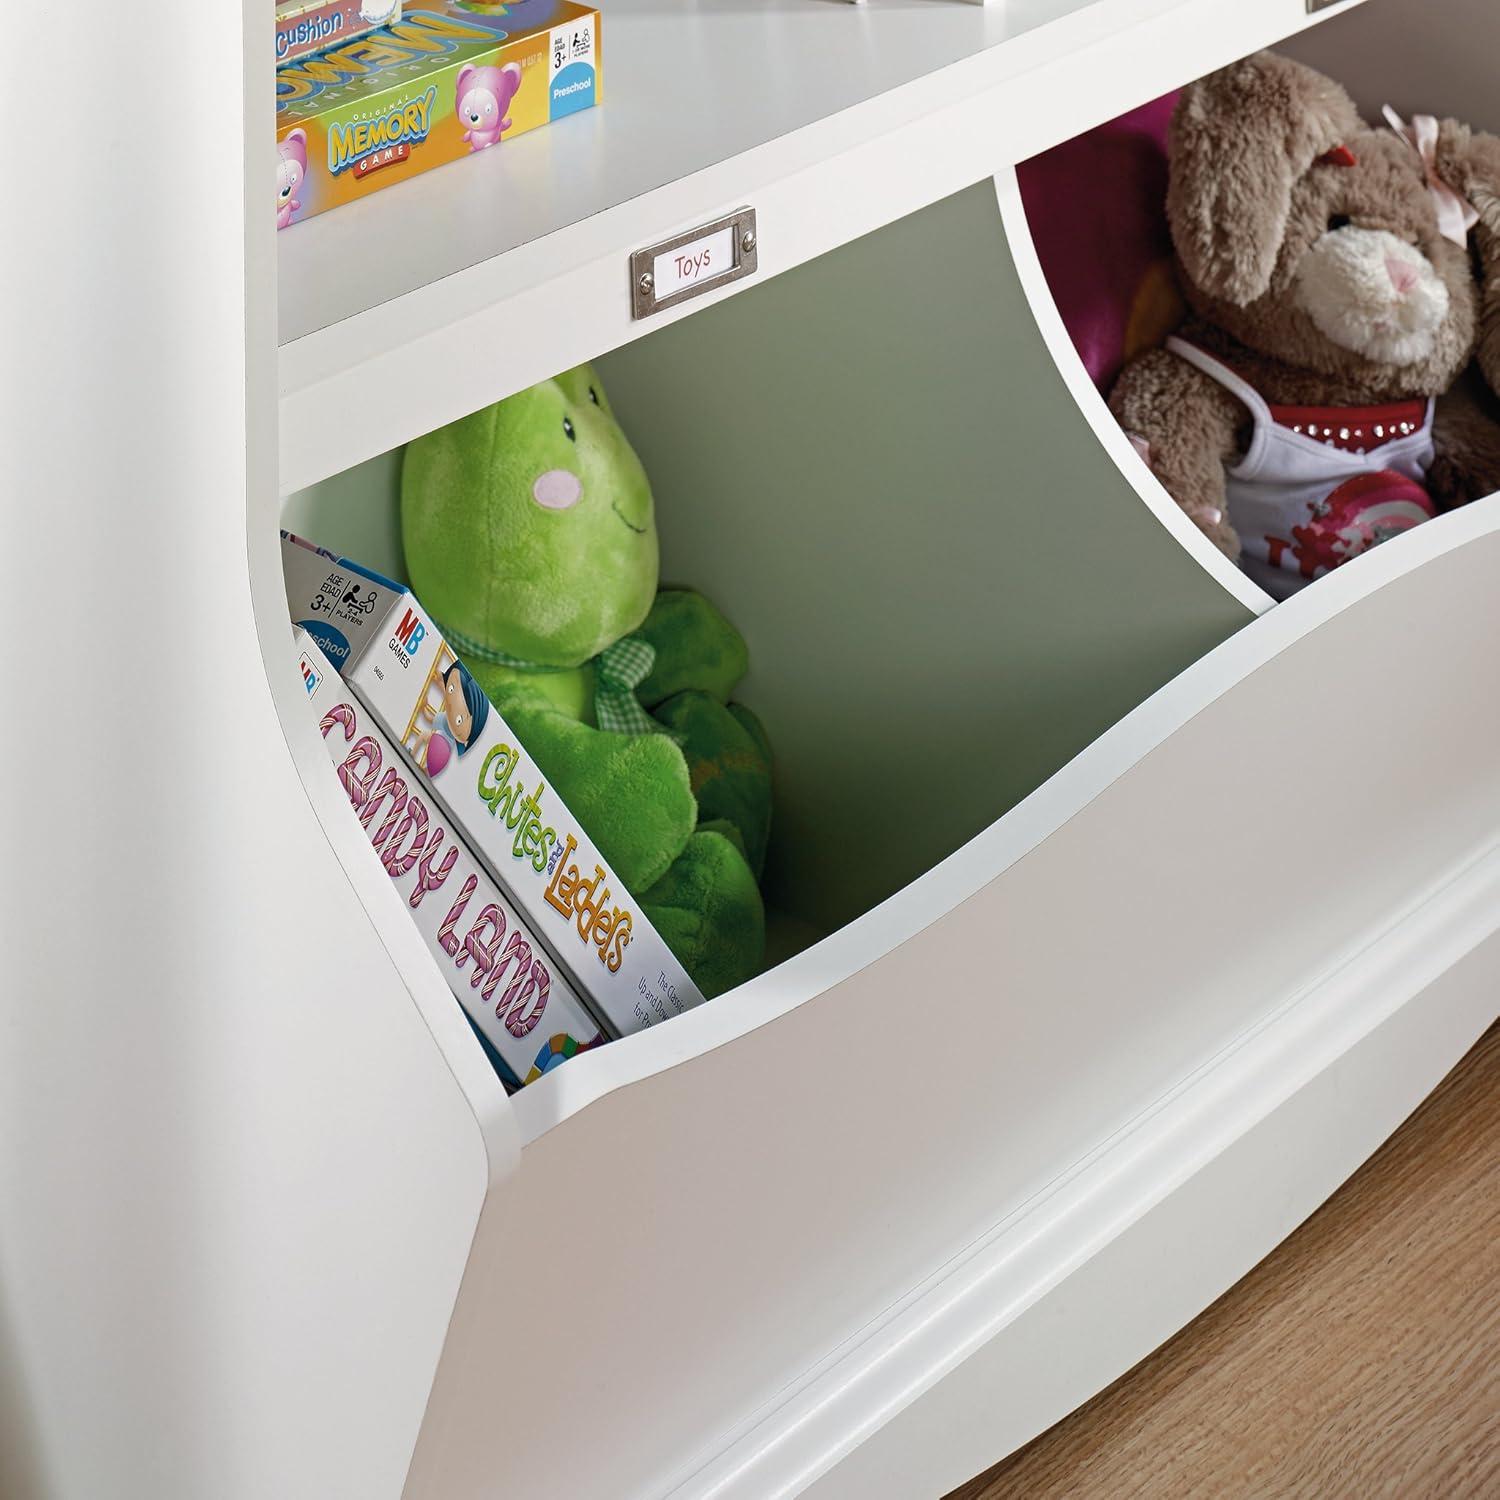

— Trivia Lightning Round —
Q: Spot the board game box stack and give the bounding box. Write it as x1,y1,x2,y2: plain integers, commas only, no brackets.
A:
283,534,705,1046
296,629,606,1091
275,0,601,230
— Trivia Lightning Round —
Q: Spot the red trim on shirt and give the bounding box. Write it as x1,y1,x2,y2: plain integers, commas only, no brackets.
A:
1267,399,1429,452
1172,339,1429,452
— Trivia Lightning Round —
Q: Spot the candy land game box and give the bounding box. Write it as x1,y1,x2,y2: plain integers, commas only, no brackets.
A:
283,534,705,1037
297,629,606,1089
275,0,600,229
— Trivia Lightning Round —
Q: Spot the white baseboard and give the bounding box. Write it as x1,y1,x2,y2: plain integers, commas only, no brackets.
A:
666,839,1500,1500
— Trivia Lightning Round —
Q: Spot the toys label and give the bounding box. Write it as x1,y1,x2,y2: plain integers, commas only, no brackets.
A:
654,225,736,301
631,208,758,321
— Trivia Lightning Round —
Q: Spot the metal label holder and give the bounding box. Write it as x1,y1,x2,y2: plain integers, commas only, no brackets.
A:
630,207,758,320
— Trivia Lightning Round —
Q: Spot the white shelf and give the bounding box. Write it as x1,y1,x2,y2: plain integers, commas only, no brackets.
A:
277,0,1366,492
279,0,1090,344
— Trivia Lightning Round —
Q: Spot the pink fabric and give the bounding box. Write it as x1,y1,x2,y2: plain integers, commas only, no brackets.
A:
1267,468,1435,581
1382,105,1479,247
1017,93,1180,393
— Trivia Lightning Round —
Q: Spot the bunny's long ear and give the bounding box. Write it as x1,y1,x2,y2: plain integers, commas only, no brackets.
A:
1168,52,1362,306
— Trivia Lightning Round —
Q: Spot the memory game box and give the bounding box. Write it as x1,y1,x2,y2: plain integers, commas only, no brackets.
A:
275,0,600,229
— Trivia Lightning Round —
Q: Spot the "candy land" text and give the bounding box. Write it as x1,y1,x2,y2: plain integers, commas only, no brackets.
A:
323,701,551,1036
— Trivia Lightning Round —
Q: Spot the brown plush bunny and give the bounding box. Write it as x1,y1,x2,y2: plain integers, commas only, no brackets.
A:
1111,51,1500,597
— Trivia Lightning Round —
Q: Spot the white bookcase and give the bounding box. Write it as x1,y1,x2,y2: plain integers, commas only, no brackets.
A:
4,2,1498,1497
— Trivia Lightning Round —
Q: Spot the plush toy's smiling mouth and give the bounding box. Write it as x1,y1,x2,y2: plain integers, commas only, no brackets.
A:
611,501,647,534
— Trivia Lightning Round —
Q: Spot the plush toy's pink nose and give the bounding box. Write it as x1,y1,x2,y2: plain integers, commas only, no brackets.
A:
1385,256,1419,295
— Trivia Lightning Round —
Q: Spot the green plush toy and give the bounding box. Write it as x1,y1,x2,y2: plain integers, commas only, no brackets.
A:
401,365,771,998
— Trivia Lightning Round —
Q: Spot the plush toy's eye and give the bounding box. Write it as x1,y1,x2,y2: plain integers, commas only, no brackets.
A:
563,416,576,441
1328,214,1352,233
588,386,600,405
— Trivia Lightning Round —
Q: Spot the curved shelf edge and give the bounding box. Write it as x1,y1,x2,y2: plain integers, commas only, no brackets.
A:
511,493,1500,1146
990,166,1274,617
693,858,1500,1499
245,514,521,1186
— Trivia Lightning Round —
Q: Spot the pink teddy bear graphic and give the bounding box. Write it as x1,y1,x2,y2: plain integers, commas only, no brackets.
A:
455,62,522,153
277,129,308,230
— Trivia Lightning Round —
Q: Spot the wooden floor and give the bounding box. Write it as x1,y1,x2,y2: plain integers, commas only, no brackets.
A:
950,1023,1500,1500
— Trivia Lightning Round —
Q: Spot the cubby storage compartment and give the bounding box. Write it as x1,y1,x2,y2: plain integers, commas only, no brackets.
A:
1006,0,1500,611
284,180,1252,1114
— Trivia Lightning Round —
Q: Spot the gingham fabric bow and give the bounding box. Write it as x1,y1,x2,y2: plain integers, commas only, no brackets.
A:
434,616,666,738
591,636,660,736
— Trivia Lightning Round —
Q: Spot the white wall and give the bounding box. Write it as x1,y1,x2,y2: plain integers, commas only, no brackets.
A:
0,8,493,1497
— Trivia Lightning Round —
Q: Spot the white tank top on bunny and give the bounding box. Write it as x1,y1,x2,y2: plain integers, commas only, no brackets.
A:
1165,336,1437,598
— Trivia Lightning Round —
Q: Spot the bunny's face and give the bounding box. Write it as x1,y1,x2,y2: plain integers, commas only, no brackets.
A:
1169,55,1477,396
1288,134,1463,368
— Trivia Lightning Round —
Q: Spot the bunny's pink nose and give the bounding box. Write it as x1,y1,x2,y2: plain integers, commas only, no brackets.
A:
1385,256,1420,295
